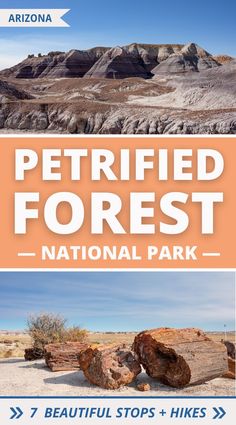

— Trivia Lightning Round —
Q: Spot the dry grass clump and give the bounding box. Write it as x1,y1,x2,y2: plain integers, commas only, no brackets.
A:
27,313,66,350
62,326,88,343
0,343,27,358
27,313,88,351
3,350,14,358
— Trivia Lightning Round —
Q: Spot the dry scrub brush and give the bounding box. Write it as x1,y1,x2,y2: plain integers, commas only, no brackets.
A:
27,313,88,350
62,326,88,343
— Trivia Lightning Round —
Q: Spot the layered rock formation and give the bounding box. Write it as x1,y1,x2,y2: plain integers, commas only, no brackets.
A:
133,328,228,388
0,43,235,134
44,342,89,371
213,55,233,64
0,100,235,134
129,60,236,111
151,43,220,74
84,46,149,79
0,79,33,101
79,344,141,389
0,42,221,80
0,48,109,79
84,43,186,78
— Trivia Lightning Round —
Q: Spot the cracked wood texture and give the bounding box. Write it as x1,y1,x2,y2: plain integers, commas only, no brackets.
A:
79,344,141,389
44,342,89,371
133,328,228,388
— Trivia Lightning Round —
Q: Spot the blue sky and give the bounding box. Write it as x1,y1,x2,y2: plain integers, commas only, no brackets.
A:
0,272,234,332
0,0,235,69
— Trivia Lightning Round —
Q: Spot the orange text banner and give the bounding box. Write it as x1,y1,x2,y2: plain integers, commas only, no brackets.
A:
0,136,235,269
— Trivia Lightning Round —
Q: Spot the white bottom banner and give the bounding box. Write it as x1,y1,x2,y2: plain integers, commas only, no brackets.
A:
0,397,235,424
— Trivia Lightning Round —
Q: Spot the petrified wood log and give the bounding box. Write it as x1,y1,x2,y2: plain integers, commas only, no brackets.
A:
223,340,235,359
222,341,235,379
79,344,141,389
24,347,44,360
133,328,228,388
44,342,89,372
223,358,235,379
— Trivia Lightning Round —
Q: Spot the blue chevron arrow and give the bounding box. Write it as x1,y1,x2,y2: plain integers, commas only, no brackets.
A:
10,406,23,420
213,407,226,419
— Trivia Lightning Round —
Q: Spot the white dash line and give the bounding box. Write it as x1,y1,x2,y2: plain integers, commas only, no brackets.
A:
17,252,36,257
202,252,221,257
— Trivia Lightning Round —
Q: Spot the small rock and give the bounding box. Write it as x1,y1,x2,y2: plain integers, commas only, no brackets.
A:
137,382,151,391
67,116,77,133
0,112,5,128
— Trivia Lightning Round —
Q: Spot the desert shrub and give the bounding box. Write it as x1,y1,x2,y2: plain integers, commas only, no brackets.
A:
4,349,13,358
48,51,64,57
62,326,88,343
27,313,66,350
3,339,12,344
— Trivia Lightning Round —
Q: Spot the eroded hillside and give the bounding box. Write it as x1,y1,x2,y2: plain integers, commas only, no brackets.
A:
0,42,235,134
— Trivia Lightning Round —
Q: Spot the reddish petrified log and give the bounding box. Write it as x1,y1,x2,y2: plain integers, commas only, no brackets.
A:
222,340,235,379
223,340,235,359
133,328,228,388
223,358,235,379
24,347,44,360
44,342,89,371
79,344,141,389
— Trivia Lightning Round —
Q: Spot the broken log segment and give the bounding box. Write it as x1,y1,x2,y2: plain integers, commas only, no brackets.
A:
24,347,44,360
79,344,141,389
44,342,89,372
133,328,228,388
222,341,235,379
223,358,235,379
223,340,235,359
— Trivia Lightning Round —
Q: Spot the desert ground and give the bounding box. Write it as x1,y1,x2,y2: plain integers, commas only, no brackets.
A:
0,331,235,396
0,358,234,396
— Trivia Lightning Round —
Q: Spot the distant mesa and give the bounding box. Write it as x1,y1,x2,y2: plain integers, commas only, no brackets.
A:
0,42,230,80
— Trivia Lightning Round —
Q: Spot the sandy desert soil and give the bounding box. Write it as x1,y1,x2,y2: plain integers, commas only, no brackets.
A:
0,358,234,396
0,332,31,358
0,331,235,396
